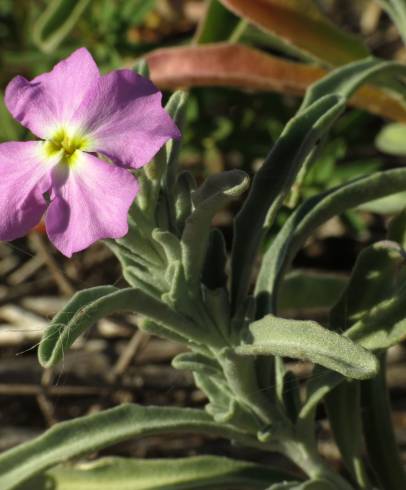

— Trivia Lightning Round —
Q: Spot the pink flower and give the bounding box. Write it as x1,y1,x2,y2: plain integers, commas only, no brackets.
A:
0,48,180,257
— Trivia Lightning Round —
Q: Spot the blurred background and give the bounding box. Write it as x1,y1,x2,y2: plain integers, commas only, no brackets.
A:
1,0,406,470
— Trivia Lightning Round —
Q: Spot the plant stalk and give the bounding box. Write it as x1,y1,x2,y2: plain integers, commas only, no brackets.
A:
280,438,354,490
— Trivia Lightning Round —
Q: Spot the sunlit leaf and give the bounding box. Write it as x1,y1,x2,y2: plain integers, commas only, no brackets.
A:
219,0,369,66
148,44,406,123
256,167,406,316
194,0,240,44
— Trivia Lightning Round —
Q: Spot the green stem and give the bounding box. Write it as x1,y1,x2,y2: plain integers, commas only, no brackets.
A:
280,439,354,490
228,19,249,43
361,354,406,490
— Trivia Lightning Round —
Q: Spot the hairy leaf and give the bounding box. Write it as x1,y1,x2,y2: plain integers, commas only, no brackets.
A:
0,404,252,490
256,167,406,316
362,355,406,490
325,383,369,486
17,455,295,490
38,287,203,367
237,315,378,379
182,170,249,289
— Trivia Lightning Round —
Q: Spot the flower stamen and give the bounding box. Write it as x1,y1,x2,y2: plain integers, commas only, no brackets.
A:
44,128,89,166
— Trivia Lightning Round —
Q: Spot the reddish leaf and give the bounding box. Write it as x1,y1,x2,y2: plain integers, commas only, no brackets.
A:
147,44,406,122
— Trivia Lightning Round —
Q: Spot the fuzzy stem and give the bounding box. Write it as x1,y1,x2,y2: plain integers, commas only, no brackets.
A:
280,439,354,490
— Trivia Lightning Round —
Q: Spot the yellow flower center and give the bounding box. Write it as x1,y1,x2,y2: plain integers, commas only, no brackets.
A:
44,128,89,166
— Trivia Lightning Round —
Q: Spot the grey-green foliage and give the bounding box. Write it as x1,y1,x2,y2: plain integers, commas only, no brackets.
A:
324,232,406,490
238,315,378,379
17,456,294,490
0,404,254,490
231,57,406,311
4,55,406,490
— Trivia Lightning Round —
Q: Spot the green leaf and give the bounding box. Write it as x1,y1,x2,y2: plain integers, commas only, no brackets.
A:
38,287,204,367
172,351,222,377
194,0,240,44
37,285,116,366
388,208,406,247
231,94,345,310
0,404,251,490
339,242,406,351
325,382,370,487
120,0,156,27
142,90,188,228
322,242,404,487
174,171,196,233
161,91,189,197
234,57,406,312
256,167,406,317
300,57,406,110
134,58,150,78
237,315,379,379
277,270,348,312
362,354,406,490
182,170,249,289
299,368,343,424
331,241,405,331
33,0,91,53
358,191,406,215
18,455,295,490
376,122,406,156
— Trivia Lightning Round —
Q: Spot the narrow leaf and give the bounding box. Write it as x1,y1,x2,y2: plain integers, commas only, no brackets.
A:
147,44,406,122
194,0,240,44
231,94,345,310
39,287,203,367
33,0,91,53
18,455,295,490
182,170,249,288
377,0,406,46
237,315,379,379
0,404,250,490
325,383,370,486
362,354,406,490
220,0,369,66
256,167,406,316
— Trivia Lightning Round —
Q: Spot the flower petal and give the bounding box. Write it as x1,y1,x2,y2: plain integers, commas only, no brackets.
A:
0,141,52,240
5,48,99,139
75,69,181,168
45,152,139,257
